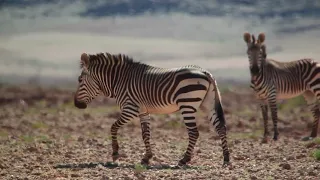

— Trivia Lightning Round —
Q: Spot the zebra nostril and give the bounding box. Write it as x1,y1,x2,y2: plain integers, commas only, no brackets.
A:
74,99,87,109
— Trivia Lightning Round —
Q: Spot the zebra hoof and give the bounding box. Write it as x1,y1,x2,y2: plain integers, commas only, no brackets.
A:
178,157,191,167
222,162,233,170
112,152,120,162
177,162,188,169
141,153,153,165
261,137,268,144
272,136,278,141
301,136,314,141
177,161,186,167
222,161,231,168
140,158,150,166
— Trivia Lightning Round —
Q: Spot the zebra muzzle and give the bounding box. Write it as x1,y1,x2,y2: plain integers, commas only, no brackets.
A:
74,99,87,109
250,66,260,76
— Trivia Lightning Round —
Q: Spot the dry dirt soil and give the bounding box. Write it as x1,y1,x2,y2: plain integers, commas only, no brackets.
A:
0,84,319,180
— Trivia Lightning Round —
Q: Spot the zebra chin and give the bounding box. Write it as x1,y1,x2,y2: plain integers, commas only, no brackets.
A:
74,99,87,109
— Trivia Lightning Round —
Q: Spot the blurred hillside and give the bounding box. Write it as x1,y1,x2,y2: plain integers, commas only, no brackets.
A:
1,0,320,86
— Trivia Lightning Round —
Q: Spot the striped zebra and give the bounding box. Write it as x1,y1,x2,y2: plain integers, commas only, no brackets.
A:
243,32,320,143
73,52,230,166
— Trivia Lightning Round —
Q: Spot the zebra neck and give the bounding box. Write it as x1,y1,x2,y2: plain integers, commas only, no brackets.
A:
251,65,265,86
108,63,149,99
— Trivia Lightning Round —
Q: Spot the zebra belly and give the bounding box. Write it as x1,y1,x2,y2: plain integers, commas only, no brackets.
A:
254,90,305,100
143,105,179,114
276,91,305,100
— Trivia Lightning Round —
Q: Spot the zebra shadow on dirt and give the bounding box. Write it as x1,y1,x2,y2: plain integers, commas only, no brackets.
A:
53,161,210,170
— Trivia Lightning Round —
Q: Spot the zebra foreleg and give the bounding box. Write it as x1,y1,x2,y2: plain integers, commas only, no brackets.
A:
268,94,279,141
139,113,153,165
178,109,199,166
260,101,269,143
110,106,139,162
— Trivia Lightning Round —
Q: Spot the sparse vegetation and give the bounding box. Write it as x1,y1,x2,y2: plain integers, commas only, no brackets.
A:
163,119,183,129
0,85,319,179
313,149,320,160
313,137,320,145
37,135,53,144
20,135,34,143
0,130,8,137
278,95,306,111
229,130,263,140
63,134,72,142
305,137,320,148
134,163,147,174
31,121,49,129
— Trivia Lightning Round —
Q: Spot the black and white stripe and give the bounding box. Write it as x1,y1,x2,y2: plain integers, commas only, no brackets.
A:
243,32,320,143
74,52,230,166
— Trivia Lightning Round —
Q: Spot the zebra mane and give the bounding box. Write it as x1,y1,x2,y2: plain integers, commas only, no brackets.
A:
80,52,144,69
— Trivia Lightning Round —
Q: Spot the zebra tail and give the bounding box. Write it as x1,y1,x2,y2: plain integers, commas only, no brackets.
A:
203,72,230,165
201,72,226,127
212,77,226,127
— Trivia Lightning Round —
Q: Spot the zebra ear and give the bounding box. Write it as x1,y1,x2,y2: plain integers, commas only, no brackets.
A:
80,53,89,69
257,33,265,44
243,32,251,44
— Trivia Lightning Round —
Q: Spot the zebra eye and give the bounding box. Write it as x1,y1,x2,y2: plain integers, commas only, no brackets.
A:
78,76,82,82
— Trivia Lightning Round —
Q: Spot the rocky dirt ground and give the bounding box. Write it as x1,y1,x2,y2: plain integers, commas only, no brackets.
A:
0,84,319,180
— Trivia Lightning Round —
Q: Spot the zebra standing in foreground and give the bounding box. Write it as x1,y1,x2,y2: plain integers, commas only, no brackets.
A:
243,32,320,143
74,52,230,166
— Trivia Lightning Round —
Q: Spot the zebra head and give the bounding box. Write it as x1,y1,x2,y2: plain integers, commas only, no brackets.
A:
74,53,101,109
243,32,267,76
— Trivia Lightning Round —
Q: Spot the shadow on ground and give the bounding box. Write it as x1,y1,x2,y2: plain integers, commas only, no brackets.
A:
53,161,209,170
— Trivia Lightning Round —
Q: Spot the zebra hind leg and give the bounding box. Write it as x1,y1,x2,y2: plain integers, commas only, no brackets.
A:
178,105,200,166
139,113,153,165
301,91,319,141
200,78,230,166
208,99,230,166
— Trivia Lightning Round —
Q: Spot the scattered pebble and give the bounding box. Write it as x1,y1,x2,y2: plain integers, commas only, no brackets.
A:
287,156,295,160
308,171,317,176
305,142,316,148
280,163,291,170
296,154,306,159
250,175,258,180
77,136,85,142
71,173,80,177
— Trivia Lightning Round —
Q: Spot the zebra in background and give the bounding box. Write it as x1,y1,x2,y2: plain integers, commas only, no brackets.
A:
74,52,230,166
243,32,320,143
